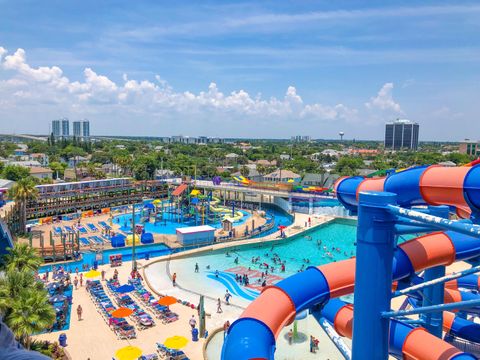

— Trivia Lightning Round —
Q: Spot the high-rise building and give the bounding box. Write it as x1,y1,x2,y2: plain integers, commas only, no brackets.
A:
73,119,90,140
384,119,419,151
51,118,69,139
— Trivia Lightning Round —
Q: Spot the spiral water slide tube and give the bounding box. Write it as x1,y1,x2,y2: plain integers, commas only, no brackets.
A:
221,165,480,360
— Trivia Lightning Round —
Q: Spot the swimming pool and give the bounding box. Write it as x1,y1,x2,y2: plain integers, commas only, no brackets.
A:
39,243,172,273
187,219,356,277
162,219,357,304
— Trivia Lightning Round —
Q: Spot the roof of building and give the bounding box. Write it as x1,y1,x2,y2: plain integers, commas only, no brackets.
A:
256,159,277,166
225,153,240,158
264,169,301,179
29,167,53,174
301,173,324,183
176,225,216,234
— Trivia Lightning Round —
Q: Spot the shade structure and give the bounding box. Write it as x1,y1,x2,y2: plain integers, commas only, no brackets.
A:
141,232,154,244
164,335,188,349
115,284,135,293
158,296,177,306
111,307,134,318
115,345,142,360
84,269,101,278
278,225,287,230
111,234,126,248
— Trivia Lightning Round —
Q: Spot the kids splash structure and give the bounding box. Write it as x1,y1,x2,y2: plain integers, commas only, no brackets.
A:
141,183,245,228
222,165,480,360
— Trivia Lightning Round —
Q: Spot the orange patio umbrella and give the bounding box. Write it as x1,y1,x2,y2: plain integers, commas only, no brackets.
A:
111,307,134,318
158,296,177,306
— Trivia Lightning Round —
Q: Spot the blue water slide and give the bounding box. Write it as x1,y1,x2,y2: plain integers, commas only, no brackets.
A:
335,176,364,213
384,166,428,207
463,165,480,213
274,267,330,311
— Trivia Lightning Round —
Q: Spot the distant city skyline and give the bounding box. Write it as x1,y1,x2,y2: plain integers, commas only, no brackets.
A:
1,1,479,140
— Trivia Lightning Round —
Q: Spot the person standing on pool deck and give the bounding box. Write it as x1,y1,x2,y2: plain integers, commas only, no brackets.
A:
189,315,197,329
288,329,293,345
77,305,83,321
217,298,223,313
225,290,231,305
194,263,199,273
172,272,177,286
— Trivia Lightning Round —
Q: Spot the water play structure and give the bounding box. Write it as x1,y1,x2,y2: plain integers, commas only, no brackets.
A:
222,165,480,359
147,184,245,227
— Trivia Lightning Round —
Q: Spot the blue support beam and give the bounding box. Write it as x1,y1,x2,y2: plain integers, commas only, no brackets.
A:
393,265,480,298
352,192,397,360
387,205,480,238
382,298,480,318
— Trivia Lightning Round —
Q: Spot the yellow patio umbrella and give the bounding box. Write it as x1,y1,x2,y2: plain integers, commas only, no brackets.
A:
153,199,162,205
84,269,101,278
115,345,142,360
164,335,188,349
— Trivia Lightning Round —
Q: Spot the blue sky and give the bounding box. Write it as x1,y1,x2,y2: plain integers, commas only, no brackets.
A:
0,1,479,140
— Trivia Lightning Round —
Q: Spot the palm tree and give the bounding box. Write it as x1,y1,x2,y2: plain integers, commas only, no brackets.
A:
4,288,55,349
2,243,42,273
8,178,38,234
0,270,44,313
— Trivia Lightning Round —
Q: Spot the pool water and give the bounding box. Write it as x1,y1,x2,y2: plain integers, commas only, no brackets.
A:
114,209,252,235
182,220,357,279
39,243,172,273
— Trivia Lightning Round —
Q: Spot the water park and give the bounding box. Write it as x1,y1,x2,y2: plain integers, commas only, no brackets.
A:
4,165,480,359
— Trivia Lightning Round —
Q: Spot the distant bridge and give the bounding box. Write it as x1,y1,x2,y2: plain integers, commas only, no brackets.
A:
0,133,48,142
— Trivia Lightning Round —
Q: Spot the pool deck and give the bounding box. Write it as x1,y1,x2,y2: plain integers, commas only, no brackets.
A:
32,257,207,360
21,207,267,252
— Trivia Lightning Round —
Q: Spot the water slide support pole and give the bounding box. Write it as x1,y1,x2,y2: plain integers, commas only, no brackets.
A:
352,191,397,360
420,205,449,338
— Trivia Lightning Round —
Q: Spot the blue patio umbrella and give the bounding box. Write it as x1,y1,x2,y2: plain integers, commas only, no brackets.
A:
53,273,67,280
115,284,135,293
49,294,67,302
47,282,60,289
144,203,155,209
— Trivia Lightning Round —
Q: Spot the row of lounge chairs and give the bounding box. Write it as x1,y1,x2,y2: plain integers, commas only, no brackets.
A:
156,343,189,360
86,280,137,340
129,278,179,324
106,280,157,331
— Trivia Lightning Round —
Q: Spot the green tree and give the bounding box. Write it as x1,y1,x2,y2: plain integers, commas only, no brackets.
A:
2,243,43,273
49,161,66,179
334,156,364,176
4,288,55,349
240,165,250,177
2,165,30,181
8,178,38,234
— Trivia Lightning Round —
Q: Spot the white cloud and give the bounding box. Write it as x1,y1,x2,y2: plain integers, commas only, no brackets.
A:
365,82,402,113
0,46,400,135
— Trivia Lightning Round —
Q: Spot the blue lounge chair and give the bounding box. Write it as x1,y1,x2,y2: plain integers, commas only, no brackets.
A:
87,223,98,232
79,237,90,246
